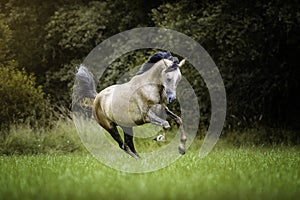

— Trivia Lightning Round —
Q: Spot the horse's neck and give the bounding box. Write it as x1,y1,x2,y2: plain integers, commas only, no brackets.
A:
142,62,165,83
129,61,166,104
129,61,166,89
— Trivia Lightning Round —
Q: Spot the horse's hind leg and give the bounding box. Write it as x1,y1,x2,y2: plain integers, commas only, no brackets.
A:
101,124,139,158
121,126,140,158
93,103,124,152
93,99,138,158
103,124,124,149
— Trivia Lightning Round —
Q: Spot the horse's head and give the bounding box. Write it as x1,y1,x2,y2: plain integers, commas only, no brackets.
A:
161,59,186,104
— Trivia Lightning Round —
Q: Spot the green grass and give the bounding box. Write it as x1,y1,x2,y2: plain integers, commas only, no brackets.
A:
0,120,85,155
0,144,299,200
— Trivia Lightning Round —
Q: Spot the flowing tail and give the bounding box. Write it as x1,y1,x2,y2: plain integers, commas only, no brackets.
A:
72,65,97,115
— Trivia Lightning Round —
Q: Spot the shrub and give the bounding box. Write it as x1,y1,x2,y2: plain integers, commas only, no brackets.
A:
0,119,85,155
0,63,53,131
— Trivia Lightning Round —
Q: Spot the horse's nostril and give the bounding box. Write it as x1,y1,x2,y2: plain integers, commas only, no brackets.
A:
168,96,175,103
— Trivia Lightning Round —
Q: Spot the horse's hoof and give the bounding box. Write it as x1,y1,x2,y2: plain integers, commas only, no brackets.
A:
134,152,141,159
178,146,186,155
162,121,170,129
154,134,165,142
125,150,140,159
123,145,141,159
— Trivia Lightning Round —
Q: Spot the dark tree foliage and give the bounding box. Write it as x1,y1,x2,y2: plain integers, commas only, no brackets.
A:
0,0,299,134
152,0,300,129
0,63,52,131
1,0,165,105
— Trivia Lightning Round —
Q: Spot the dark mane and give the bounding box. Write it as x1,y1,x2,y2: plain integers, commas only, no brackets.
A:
136,52,178,75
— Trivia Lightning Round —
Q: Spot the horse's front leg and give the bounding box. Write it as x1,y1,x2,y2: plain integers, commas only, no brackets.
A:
165,107,187,155
146,109,170,129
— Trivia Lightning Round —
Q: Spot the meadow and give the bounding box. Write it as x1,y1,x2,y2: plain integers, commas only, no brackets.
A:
0,139,299,200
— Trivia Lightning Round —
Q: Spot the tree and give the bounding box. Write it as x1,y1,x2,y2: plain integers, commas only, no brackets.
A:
0,14,13,63
151,0,300,128
2,0,60,75
0,62,52,131
44,0,165,106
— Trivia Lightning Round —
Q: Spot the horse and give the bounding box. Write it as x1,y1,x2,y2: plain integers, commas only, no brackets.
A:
73,52,186,158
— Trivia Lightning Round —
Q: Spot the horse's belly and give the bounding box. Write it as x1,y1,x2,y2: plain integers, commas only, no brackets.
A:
99,86,144,127
111,100,144,127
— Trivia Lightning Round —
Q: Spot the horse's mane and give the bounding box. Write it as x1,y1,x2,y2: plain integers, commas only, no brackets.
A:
136,52,179,75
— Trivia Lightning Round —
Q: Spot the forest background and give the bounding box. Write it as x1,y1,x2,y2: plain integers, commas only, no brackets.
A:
0,0,299,154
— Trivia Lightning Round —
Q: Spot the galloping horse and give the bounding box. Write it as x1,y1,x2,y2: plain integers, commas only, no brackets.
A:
74,52,186,158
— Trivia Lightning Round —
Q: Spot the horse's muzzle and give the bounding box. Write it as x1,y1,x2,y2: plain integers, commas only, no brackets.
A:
167,94,176,104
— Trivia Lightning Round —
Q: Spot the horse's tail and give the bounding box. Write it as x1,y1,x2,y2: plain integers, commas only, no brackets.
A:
72,65,97,113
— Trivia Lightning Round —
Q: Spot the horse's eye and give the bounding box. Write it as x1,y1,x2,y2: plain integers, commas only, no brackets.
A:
167,78,171,82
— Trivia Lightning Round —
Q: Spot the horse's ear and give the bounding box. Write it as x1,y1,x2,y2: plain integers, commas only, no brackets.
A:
178,59,186,67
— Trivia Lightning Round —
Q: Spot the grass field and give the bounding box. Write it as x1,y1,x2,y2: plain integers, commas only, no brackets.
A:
0,143,299,200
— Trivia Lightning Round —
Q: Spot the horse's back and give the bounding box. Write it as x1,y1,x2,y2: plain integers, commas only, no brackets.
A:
93,67,165,127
